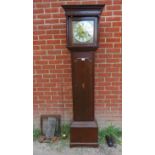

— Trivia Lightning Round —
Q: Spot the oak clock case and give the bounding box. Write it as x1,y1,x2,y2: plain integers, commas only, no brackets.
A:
62,5,104,147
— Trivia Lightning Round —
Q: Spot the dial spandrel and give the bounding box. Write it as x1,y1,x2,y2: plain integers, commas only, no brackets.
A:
72,21,94,44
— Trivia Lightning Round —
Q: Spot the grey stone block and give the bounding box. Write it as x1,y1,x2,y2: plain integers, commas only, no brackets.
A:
45,117,56,139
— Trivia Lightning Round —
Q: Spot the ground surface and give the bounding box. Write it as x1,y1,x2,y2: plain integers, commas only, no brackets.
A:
33,140,122,155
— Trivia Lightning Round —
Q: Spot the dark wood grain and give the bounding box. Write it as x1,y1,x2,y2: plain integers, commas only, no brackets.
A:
71,52,94,121
70,121,98,147
62,5,105,17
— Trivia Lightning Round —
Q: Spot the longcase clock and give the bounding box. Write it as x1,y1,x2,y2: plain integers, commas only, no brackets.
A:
62,5,104,147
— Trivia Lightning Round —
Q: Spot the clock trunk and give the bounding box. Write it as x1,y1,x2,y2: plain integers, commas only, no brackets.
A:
72,52,94,121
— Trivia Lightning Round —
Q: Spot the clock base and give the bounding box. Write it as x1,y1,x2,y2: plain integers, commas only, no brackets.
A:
70,121,98,147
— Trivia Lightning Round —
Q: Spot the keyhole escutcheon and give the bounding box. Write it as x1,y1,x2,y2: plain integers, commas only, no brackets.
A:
82,83,85,89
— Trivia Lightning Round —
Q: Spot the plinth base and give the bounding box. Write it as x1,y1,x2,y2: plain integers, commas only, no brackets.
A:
70,121,98,147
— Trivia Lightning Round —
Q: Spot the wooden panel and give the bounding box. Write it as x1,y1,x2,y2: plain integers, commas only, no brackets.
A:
70,121,98,147
62,5,105,16
71,128,98,142
72,52,94,121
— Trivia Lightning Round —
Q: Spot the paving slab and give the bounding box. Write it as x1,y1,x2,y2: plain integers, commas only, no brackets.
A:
33,140,122,155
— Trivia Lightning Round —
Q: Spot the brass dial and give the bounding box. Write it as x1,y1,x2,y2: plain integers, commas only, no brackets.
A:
73,21,94,43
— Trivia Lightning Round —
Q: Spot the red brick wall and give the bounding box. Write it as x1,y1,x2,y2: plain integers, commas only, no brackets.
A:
33,0,122,128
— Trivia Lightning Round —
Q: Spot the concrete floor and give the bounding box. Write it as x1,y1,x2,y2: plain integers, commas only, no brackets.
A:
33,140,122,155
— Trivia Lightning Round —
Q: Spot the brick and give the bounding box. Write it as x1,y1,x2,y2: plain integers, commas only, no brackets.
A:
35,3,50,8
36,78,50,83
53,24,65,29
106,48,121,53
33,9,44,14
82,1,97,5
41,45,54,50
106,38,121,42
107,5,121,10
61,40,66,44
106,67,121,72
39,35,53,40
34,60,48,65
46,104,64,108
56,64,70,69
97,54,112,58
45,19,59,24
51,2,60,7
50,69,63,73
43,74,56,79
48,50,61,55
37,88,50,91
100,43,113,48
112,73,122,77
52,14,65,18
97,0,112,5
106,17,121,21
34,46,40,50
33,0,42,2
60,29,66,34
114,43,122,48
44,83,57,88
33,25,37,30
33,65,42,70
37,14,51,19
48,60,62,64
105,27,120,32
45,8,59,13
34,56,41,61
59,18,66,23
33,31,45,35
107,59,121,63
106,95,119,99
97,73,111,77
114,32,122,37
33,15,37,19
113,0,122,5
64,69,71,73
53,34,66,39
100,32,113,37
42,0,52,2
38,25,52,30
112,22,122,27
33,40,46,45
46,30,60,34
34,51,46,55
54,45,66,49
102,11,112,16
47,40,60,44
112,80,121,86
100,22,111,27
35,69,49,74
112,54,122,58
113,11,122,16
41,56,55,59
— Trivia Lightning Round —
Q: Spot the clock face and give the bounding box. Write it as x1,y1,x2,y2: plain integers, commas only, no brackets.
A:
72,20,94,44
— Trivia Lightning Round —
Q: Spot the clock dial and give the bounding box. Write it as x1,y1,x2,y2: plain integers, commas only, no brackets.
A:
72,21,94,44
